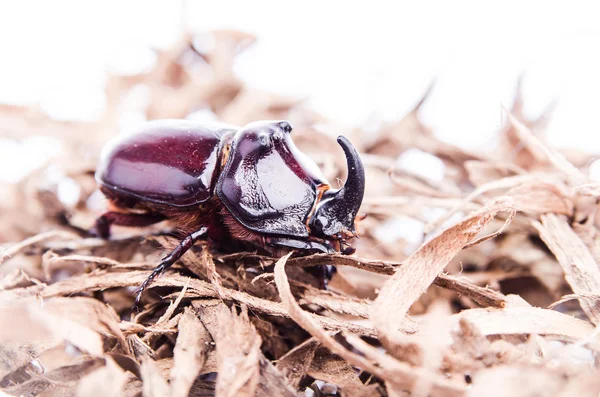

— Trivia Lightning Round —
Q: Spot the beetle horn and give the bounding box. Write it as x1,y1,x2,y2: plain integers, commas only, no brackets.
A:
310,136,365,237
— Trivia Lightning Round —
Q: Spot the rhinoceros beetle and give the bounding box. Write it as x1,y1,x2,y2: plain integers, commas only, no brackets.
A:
93,119,365,304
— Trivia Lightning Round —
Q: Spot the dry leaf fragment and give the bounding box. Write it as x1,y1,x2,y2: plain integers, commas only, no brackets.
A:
425,173,546,234
0,269,35,291
201,250,224,297
286,253,505,309
371,197,515,352
389,169,461,198
297,284,373,318
127,334,158,361
433,274,507,308
464,160,523,187
274,253,466,396
307,347,365,390
7,270,378,336
42,253,125,279
575,183,600,197
0,298,112,358
169,307,211,397
31,304,105,357
504,110,586,182
534,214,600,325
197,303,261,397
467,365,600,397
2,357,104,397
0,230,81,265
0,341,57,381
287,253,398,274
40,297,125,346
454,306,600,350
256,357,299,397
141,357,170,397
156,280,190,326
449,318,491,363
470,365,563,397
77,357,128,397
507,181,572,215
275,338,320,388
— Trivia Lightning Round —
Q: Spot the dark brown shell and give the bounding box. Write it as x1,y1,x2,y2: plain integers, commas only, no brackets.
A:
96,119,235,207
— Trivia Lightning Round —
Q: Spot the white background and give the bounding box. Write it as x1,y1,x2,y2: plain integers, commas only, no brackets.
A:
1,0,600,181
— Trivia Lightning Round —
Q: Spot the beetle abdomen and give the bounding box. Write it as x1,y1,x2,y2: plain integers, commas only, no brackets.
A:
96,120,236,207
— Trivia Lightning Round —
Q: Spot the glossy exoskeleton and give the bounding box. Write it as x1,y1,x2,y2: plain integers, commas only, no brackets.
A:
94,119,365,304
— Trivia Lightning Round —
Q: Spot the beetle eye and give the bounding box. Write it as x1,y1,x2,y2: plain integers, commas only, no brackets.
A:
258,133,270,147
278,121,292,133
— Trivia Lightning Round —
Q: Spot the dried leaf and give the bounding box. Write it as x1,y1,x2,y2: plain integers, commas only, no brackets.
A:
141,358,170,397
455,306,600,350
575,183,600,197
169,307,211,397
0,230,81,265
504,110,586,182
468,366,600,397
276,338,320,388
0,340,57,380
307,347,364,389
0,269,36,291
2,357,103,397
371,198,515,351
256,357,299,397
0,298,115,358
77,357,128,397
6,270,379,337
197,303,261,397
534,214,600,325
274,253,466,396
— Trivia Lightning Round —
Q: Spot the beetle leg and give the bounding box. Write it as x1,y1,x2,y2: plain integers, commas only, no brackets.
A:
266,237,338,289
134,227,208,308
341,245,356,255
266,236,335,253
91,211,166,238
304,264,338,289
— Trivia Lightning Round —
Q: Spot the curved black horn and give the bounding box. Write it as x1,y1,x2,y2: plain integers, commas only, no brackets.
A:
310,136,365,237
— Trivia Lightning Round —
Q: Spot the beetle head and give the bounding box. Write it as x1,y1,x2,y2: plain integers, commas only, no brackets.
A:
309,136,365,240
231,120,288,157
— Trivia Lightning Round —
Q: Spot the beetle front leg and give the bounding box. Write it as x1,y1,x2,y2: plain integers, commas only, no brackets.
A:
266,236,335,254
134,226,208,307
266,236,337,289
304,265,337,289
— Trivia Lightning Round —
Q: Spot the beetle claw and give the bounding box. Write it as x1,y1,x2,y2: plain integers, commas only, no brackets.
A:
341,246,356,255
134,261,168,308
91,215,111,239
